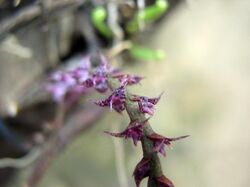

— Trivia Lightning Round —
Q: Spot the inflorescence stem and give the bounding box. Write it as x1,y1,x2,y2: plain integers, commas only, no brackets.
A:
46,54,187,187
108,77,163,187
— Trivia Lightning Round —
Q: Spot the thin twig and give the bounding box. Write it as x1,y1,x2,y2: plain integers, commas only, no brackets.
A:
26,104,105,187
0,0,86,36
52,101,66,129
107,41,132,59
0,148,41,169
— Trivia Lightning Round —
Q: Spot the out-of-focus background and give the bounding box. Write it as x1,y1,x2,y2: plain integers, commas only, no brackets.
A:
1,0,250,187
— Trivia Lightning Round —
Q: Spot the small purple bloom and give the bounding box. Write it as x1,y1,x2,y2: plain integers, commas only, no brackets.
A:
84,78,94,88
131,93,163,115
147,133,189,157
46,72,79,102
94,98,109,107
95,55,108,75
133,157,151,187
79,56,91,70
94,86,126,113
64,74,77,86
49,71,63,82
49,71,76,86
91,55,110,92
112,74,143,85
104,118,149,145
91,53,119,93
109,86,126,112
98,53,118,74
46,57,91,102
70,67,89,83
92,74,108,93
46,83,68,102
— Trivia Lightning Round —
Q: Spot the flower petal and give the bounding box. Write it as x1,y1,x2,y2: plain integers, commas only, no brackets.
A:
104,118,149,145
148,133,189,156
113,74,143,85
155,175,175,187
130,93,163,115
94,99,109,107
148,92,164,105
104,131,124,137
133,157,151,187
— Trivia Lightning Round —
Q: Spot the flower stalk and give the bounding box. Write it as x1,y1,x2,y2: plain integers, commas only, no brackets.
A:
107,77,165,187
46,54,188,187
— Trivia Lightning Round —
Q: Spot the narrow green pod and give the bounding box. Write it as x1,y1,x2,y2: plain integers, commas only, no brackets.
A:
138,0,168,22
126,0,169,33
91,7,113,38
129,45,165,61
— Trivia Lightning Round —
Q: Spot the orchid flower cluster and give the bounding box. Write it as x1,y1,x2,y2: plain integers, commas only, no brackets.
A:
46,53,188,187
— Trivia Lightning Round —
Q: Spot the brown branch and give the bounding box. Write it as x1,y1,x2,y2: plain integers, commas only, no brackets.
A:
0,0,86,36
26,104,106,187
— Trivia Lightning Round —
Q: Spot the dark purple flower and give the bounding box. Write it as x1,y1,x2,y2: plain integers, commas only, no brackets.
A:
131,93,163,115
63,85,90,105
46,83,68,102
112,74,143,85
49,71,76,86
98,53,119,74
95,54,109,75
78,56,91,70
46,72,82,102
94,86,126,113
133,157,151,187
46,70,77,101
147,133,189,156
104,118,149,145
92,74,108,93
91,54,112,92
46,57,91,102
49,71,63,82
155,175,175,187
94,98,109,107
83,78,94,88
70,67,90,83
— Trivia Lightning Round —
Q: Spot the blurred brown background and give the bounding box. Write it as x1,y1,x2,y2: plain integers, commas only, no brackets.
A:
1,0,250,187
37,1,250,187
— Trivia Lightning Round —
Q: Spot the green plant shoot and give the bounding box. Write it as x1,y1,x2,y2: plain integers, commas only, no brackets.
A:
126,0,169,33
91,7,113,38
129,45,165,61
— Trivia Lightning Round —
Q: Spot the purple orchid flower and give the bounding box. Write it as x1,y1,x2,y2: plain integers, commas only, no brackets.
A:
70,67,90,83
131,92,163,115
147,133,189,157
104,118,149,145
91,54,113,93
92,74,109,93
94,86,126,113
133,157,151,187
46,58,91,102
46,83,68,102
112,74,143,85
